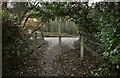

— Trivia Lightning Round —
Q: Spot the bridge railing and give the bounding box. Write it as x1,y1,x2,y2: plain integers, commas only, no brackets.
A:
83,34,105,56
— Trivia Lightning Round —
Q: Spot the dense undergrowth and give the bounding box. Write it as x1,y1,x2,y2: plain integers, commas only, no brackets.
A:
2,2,120,76
2,8,36,75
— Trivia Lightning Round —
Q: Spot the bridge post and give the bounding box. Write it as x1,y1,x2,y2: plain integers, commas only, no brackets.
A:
59,17,61,44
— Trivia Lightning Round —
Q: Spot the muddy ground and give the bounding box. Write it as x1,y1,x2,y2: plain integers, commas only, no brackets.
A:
8,40,119,76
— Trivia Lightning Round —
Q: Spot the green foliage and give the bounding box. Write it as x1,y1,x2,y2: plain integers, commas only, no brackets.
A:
2,2,120,76
2,9,33,75
32,2,120,68
93,2,120,66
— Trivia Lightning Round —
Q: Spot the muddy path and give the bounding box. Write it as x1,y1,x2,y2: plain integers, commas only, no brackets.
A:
37,37,79,76
36,37,102,76
14,37,104,76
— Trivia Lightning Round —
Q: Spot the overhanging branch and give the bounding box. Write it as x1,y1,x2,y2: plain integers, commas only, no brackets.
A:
19,2,40,25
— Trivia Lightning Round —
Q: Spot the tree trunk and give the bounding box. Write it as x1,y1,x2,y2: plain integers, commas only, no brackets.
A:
65,19,68,33
47,20,50,32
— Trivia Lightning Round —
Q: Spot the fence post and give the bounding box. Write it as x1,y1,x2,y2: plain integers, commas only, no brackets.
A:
33,32,37,56
80,34,84,61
